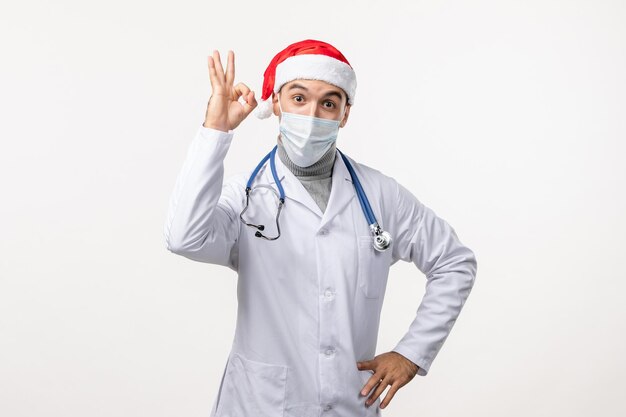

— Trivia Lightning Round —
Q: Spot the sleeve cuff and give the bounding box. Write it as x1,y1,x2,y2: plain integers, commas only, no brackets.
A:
391,345,431,377
198,124,235,140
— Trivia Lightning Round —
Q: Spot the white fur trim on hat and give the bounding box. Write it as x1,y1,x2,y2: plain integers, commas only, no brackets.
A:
274,54,357,105
254,98,273,119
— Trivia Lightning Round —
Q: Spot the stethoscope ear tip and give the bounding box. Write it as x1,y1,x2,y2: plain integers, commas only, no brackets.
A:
243,147,389,246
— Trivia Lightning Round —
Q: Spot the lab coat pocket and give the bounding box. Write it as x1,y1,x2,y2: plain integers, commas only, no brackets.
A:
357,236,391,299
215,352,288,417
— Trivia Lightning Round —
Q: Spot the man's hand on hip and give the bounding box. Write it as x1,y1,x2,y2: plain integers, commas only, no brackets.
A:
356,351,419,409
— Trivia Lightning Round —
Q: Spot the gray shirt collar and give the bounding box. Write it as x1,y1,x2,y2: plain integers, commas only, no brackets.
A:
277,135,336,179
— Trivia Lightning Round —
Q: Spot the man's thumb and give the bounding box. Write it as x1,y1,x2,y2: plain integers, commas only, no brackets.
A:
242,91,257,115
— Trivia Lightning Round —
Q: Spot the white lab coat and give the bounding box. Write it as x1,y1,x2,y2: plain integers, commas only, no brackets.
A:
164,125,477,417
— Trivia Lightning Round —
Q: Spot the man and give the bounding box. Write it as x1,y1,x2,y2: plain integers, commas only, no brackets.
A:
164,39,477,416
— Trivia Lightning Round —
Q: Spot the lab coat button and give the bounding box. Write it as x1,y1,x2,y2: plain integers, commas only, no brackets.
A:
325,348,335,357
318,228,328,236
323,404,333,411
324,289,334,299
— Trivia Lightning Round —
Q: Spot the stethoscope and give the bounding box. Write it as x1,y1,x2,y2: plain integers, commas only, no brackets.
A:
239,146,392,252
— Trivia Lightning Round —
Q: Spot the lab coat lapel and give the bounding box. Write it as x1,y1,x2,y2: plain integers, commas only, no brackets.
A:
266,148,324,219
264,147,356,230
318,149,355,231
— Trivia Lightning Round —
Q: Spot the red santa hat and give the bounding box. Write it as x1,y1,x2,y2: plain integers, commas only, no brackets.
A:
254,39,357,119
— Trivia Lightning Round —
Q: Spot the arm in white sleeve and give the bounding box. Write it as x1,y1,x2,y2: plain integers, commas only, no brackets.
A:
390,180,478,376
163,125,243,271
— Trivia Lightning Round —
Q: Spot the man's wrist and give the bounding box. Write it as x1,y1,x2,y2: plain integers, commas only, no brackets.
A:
202,121,230,133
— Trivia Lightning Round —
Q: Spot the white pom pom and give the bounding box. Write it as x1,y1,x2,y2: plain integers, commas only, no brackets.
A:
254,98,273,119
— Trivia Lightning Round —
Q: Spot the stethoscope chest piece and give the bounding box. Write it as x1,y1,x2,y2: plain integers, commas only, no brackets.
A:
242,146,394,250
373,230,392,252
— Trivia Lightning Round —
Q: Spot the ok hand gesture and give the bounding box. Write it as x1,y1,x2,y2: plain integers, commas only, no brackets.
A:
203,50,258,132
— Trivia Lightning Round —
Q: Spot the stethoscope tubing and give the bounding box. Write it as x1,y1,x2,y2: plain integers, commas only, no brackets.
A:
336,149,377,227
246,145,285,202
241,146,391,250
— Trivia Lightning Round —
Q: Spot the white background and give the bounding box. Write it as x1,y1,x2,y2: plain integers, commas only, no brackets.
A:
1,0,624,416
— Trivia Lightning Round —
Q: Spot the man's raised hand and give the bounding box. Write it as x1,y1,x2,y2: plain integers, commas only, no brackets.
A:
203,50,258,132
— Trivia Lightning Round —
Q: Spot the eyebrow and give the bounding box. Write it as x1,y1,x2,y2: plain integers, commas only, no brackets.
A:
287,83,345,101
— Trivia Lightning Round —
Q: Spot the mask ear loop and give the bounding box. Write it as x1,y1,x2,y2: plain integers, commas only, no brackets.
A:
338,101,347,126
277,91,284,117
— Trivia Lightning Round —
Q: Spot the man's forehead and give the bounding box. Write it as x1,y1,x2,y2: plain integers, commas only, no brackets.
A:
283,79,347,98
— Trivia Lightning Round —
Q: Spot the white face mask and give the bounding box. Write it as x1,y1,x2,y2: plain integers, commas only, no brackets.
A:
278,94,346,167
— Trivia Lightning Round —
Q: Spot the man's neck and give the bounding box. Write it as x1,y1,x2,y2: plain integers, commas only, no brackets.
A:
277,135,336,178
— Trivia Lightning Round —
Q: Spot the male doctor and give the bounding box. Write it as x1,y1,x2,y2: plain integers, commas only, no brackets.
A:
164,39,477,416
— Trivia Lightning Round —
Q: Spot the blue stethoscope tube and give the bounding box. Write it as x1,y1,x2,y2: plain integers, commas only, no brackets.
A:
239,146,392,251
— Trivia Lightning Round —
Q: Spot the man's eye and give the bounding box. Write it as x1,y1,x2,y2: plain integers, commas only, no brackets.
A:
324,101,335,108
294,96,303,102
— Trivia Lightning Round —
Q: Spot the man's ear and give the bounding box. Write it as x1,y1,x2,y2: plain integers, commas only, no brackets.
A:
339,104,351,128
272,92,280,117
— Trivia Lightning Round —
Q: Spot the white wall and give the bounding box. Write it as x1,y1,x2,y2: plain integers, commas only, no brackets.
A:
1,0,624,416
